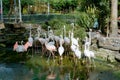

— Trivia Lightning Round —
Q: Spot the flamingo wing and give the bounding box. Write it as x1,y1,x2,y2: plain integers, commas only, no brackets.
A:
75,49,81,59
13,42,18,51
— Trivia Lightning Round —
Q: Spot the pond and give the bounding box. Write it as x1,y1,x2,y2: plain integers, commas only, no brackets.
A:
0,47,120,80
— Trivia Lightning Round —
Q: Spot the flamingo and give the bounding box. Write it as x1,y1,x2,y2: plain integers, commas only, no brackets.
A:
39,37,47,54
45,41,57,62
58,35,65,60
13,41,18,51
63,26,71,55
24,41,32,51
13,41,25,52
34,26,41,40
13,41,31,53
28,24,33,46
70,37,77,61
85,29,92,50
84,36,90,50
84,38,96,67
54,35,60,49
48,26,54,41
74,45,81,59
71,23,74,33
71,32,79,47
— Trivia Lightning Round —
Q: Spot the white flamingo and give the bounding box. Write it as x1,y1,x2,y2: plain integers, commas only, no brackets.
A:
84,38,96,67
35,26,41,40
74,45,81,59
84,36,90,50
63,26,71,54
28,24,33,46
58,35,65,60
64,26,70,45
71,32,79,47
71,23,74,33
70,37,77,61
54,35,60,49
85,29,92,50
48,26,54,41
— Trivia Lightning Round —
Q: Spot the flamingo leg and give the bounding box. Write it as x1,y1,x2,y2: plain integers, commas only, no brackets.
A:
41,45,44,56
51,51,55,62
92,58,96,67
60,56,63,60
59,56,63,64
47,51,51,62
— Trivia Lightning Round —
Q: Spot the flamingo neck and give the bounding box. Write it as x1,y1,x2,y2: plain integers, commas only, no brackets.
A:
89,30,91,44
29,24,32,37
21,41,23,45
37,30,40,38
68,31,70,38
64,25,66,37
71,32,74,39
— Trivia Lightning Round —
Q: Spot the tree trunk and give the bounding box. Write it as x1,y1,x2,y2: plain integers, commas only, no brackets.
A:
8,0,14,17
110,0,118,37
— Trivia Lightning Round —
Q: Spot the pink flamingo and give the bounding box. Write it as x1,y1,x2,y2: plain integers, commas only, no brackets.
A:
45,41,57,62
39,37,47,54
13,41,18,51
13,41,25,52
24,41,32,51
13,41,31,52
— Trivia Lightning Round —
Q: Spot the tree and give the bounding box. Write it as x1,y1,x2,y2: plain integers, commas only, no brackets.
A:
3,0,34,15
50,0,78,13
110,0,118,37
21,0,34,14
8,0,14,16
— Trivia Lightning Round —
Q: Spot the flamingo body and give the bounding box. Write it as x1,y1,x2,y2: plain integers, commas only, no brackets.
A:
58,46,64,56
13,41,31,52
28,37,33,46
16,45,25,52
71,45,76,52
45,42,57,52
75,47,81,59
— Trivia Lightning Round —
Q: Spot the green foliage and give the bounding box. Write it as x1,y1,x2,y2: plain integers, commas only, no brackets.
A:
48,18,66,29
78,0,110,31
3,0,10,14
2,0,35,14
21,0,34,6
50,0,78,13
74,25,86,40
75,12,94,29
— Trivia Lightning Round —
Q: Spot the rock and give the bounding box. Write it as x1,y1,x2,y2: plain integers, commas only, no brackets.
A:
0,23,5,29
115,54,120,62
98,37,120,51
96,48,116,62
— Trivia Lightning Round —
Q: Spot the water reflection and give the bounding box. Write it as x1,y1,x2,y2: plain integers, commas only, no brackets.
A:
0,63,32,80
1,48,120,80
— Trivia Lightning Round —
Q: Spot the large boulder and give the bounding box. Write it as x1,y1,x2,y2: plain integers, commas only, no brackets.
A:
98,37,120,51
115,53,120,62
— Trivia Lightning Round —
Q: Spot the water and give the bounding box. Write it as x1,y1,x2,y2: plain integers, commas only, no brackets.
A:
0,47,120,80
0,63,32,80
